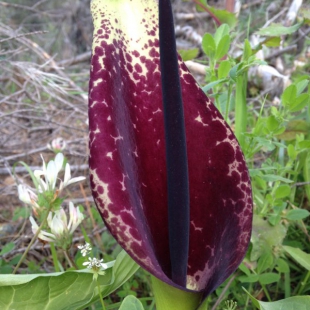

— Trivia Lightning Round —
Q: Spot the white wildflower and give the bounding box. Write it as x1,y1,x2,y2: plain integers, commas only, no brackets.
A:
29,216,56,242
59,163,86,191
18,184,40,212
83,257,108,270
47,137,66,152
78,242,92,257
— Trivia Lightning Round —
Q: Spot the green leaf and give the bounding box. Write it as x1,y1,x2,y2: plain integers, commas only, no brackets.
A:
295,79,309,95
238,274,259,283
257,251,273,274
283,246,310,270
263,37,281,47
215,35,230,60
289,93,310,112
202,33,216,59
119,295,144,310
258,272,280,285
214,24,230,46
218,60,231,79
256,22,303,36
229,63,242,81
251,215,287,261
285,209,310,221
275,258,290,273
0,242,15,256
261,174,293,183
0,250,139,310
282,84,297,107
178,48,199,61
287,144,297,160
244,288,310,310
207,6,237,28
274,184,291,199
202,78,227,93
242,39,252,62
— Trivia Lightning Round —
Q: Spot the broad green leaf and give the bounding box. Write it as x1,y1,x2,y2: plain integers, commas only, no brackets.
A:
274,184,291,199
218,60,231,79
0,250,139,310
285,209,310,221
0,242,15,256
178,48,199,61
282,84,297,107
214,24,230,46
215,35,230,60
0,270,111,310
258,272,280,285
283,246,310,270
244,288,310,309
119,295,144,310
202,33,216,59
256,22,303,36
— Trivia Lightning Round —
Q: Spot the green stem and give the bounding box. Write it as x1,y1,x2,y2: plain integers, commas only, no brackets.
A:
261,284,271,302
50,242,60,272
64,249,78,269
297,270,310,295
12,209,51,274
97,279,106,310
225,82,233,122
234,72,248,150
151,276,203,310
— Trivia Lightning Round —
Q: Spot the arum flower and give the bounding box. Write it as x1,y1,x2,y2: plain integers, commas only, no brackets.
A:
88,0,252,304
29,216,56,243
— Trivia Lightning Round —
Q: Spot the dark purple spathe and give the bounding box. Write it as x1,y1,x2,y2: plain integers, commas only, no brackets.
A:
88,0,252,295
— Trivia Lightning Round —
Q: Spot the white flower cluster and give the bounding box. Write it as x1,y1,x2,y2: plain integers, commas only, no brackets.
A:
29,202,84,243
17,153,86,248
78,242,92,257
83,257,108,270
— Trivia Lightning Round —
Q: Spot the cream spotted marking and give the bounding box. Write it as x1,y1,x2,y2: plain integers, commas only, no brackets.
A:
89,0,252,295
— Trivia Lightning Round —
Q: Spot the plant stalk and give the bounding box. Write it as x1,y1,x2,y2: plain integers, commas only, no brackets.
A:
13,208,52,274
151,276,202,310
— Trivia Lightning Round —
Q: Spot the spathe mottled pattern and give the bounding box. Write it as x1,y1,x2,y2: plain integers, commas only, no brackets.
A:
89,0,252,295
